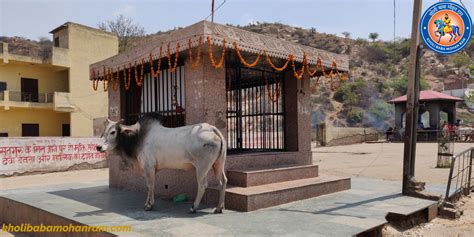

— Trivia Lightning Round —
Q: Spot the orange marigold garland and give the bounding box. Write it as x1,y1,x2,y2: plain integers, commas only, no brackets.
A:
233,42,262,68
189,37,202,69
207,36,226,69
122,63,132,91
290,54,305,80
265,73,281,103
134,59,145,87
306,57,322,78
167,42,180,73
264,49,290,72
150,46,162,79
111,67,119,91
102,66,108,92
91,69,99,91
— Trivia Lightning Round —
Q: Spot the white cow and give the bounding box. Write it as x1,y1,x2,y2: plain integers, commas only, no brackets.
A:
96,114,227,214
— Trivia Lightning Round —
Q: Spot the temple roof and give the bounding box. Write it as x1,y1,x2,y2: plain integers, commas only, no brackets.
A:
90,20,349,77
388,90,464,103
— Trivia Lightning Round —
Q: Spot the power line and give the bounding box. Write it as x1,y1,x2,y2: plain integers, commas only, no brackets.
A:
204,0,227,21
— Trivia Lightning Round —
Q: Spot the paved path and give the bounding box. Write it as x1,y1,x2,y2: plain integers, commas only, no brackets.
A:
0,175,438,236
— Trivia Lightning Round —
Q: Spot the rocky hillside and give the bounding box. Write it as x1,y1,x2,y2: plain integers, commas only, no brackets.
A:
241,23,474,129
0,36,52,60
3,22,473,130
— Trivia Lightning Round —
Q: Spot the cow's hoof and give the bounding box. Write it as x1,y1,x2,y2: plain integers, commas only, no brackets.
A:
213,208,223,214
144,204,153,211
189,206,196,214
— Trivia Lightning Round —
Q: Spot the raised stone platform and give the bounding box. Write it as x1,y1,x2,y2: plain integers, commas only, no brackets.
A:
204,164,350,211
227,164,320,187
0,177,439,236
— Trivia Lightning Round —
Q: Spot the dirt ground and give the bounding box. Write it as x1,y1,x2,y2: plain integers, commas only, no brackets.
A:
313,142,474,236
313,142,472,184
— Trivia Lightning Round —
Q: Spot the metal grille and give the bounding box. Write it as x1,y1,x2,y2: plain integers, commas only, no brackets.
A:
125,66,185,127
226,64,285,153
446,147,473,202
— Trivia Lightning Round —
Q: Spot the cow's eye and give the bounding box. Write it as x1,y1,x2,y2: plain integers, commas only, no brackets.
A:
110,131,116,135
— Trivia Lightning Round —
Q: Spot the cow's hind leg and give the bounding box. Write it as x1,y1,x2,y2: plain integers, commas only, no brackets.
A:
190,172,208,214
212,160,227,214
143,167,156,211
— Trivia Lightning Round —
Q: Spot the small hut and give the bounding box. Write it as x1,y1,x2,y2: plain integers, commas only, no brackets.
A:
89,21,350,211
389,90,463,136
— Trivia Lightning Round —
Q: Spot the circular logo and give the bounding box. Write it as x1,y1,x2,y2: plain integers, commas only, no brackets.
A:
420,1,472,55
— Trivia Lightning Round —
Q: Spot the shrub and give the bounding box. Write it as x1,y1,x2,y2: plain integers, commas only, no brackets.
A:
368,100,393,120
347,108,363,125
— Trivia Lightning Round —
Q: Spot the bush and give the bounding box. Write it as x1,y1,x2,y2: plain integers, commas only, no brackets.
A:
390,75,429,96
368,100,392,120
361,44,390,63
347,108,363,125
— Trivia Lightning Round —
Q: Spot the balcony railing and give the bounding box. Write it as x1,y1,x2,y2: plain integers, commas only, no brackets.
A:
8,91,54,103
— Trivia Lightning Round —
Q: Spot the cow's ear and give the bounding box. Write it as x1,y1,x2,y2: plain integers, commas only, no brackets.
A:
119,125,136,136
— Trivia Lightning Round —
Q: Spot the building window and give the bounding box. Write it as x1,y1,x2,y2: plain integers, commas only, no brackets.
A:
54,37,60,47
22,124,39,137
62,124,70,137
0,133,8,137
0,82,6,91
21,78,39,102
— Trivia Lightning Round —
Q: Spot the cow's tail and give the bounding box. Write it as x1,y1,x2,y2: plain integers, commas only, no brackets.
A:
212,127,227,166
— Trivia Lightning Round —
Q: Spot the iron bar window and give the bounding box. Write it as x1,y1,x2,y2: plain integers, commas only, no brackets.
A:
226,61,286,153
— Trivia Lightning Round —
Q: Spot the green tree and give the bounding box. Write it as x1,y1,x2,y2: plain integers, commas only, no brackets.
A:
369,32,379,42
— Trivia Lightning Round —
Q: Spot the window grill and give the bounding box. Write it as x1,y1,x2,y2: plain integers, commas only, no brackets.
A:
124,65,185,127
226,63,286,153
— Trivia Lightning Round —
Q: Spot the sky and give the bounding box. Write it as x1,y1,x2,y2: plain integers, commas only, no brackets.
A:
1,0,473,41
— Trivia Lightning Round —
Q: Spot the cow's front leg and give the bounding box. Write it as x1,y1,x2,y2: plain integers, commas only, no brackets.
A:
143,167,156,211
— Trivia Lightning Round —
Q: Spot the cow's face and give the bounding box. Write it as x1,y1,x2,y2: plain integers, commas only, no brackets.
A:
96,119,121,152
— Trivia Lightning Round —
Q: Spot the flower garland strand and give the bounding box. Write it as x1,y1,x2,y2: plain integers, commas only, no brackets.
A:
122,63,132,91
107,67,115,92
290,54,306,80
233,42,262,68
306,57,322,78
102,66,108,92
134,59,146,87
149,46,162,79
189,37,202,69
265,73,281,103
167,42,180,73
207,36,226,69
91,69,99,91
264,49,290,72
111,67,119,91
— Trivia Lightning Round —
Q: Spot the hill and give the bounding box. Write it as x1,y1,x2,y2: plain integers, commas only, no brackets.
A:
240,22,474,129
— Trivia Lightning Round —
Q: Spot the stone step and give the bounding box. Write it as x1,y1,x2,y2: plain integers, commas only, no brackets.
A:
204,176,351,212
227,164,319,187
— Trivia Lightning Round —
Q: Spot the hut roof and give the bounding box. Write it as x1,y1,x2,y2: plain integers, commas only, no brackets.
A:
388,90,464,103
90,20,349,77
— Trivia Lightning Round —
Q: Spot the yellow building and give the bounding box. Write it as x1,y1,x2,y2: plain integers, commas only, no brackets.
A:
0,22,118,137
